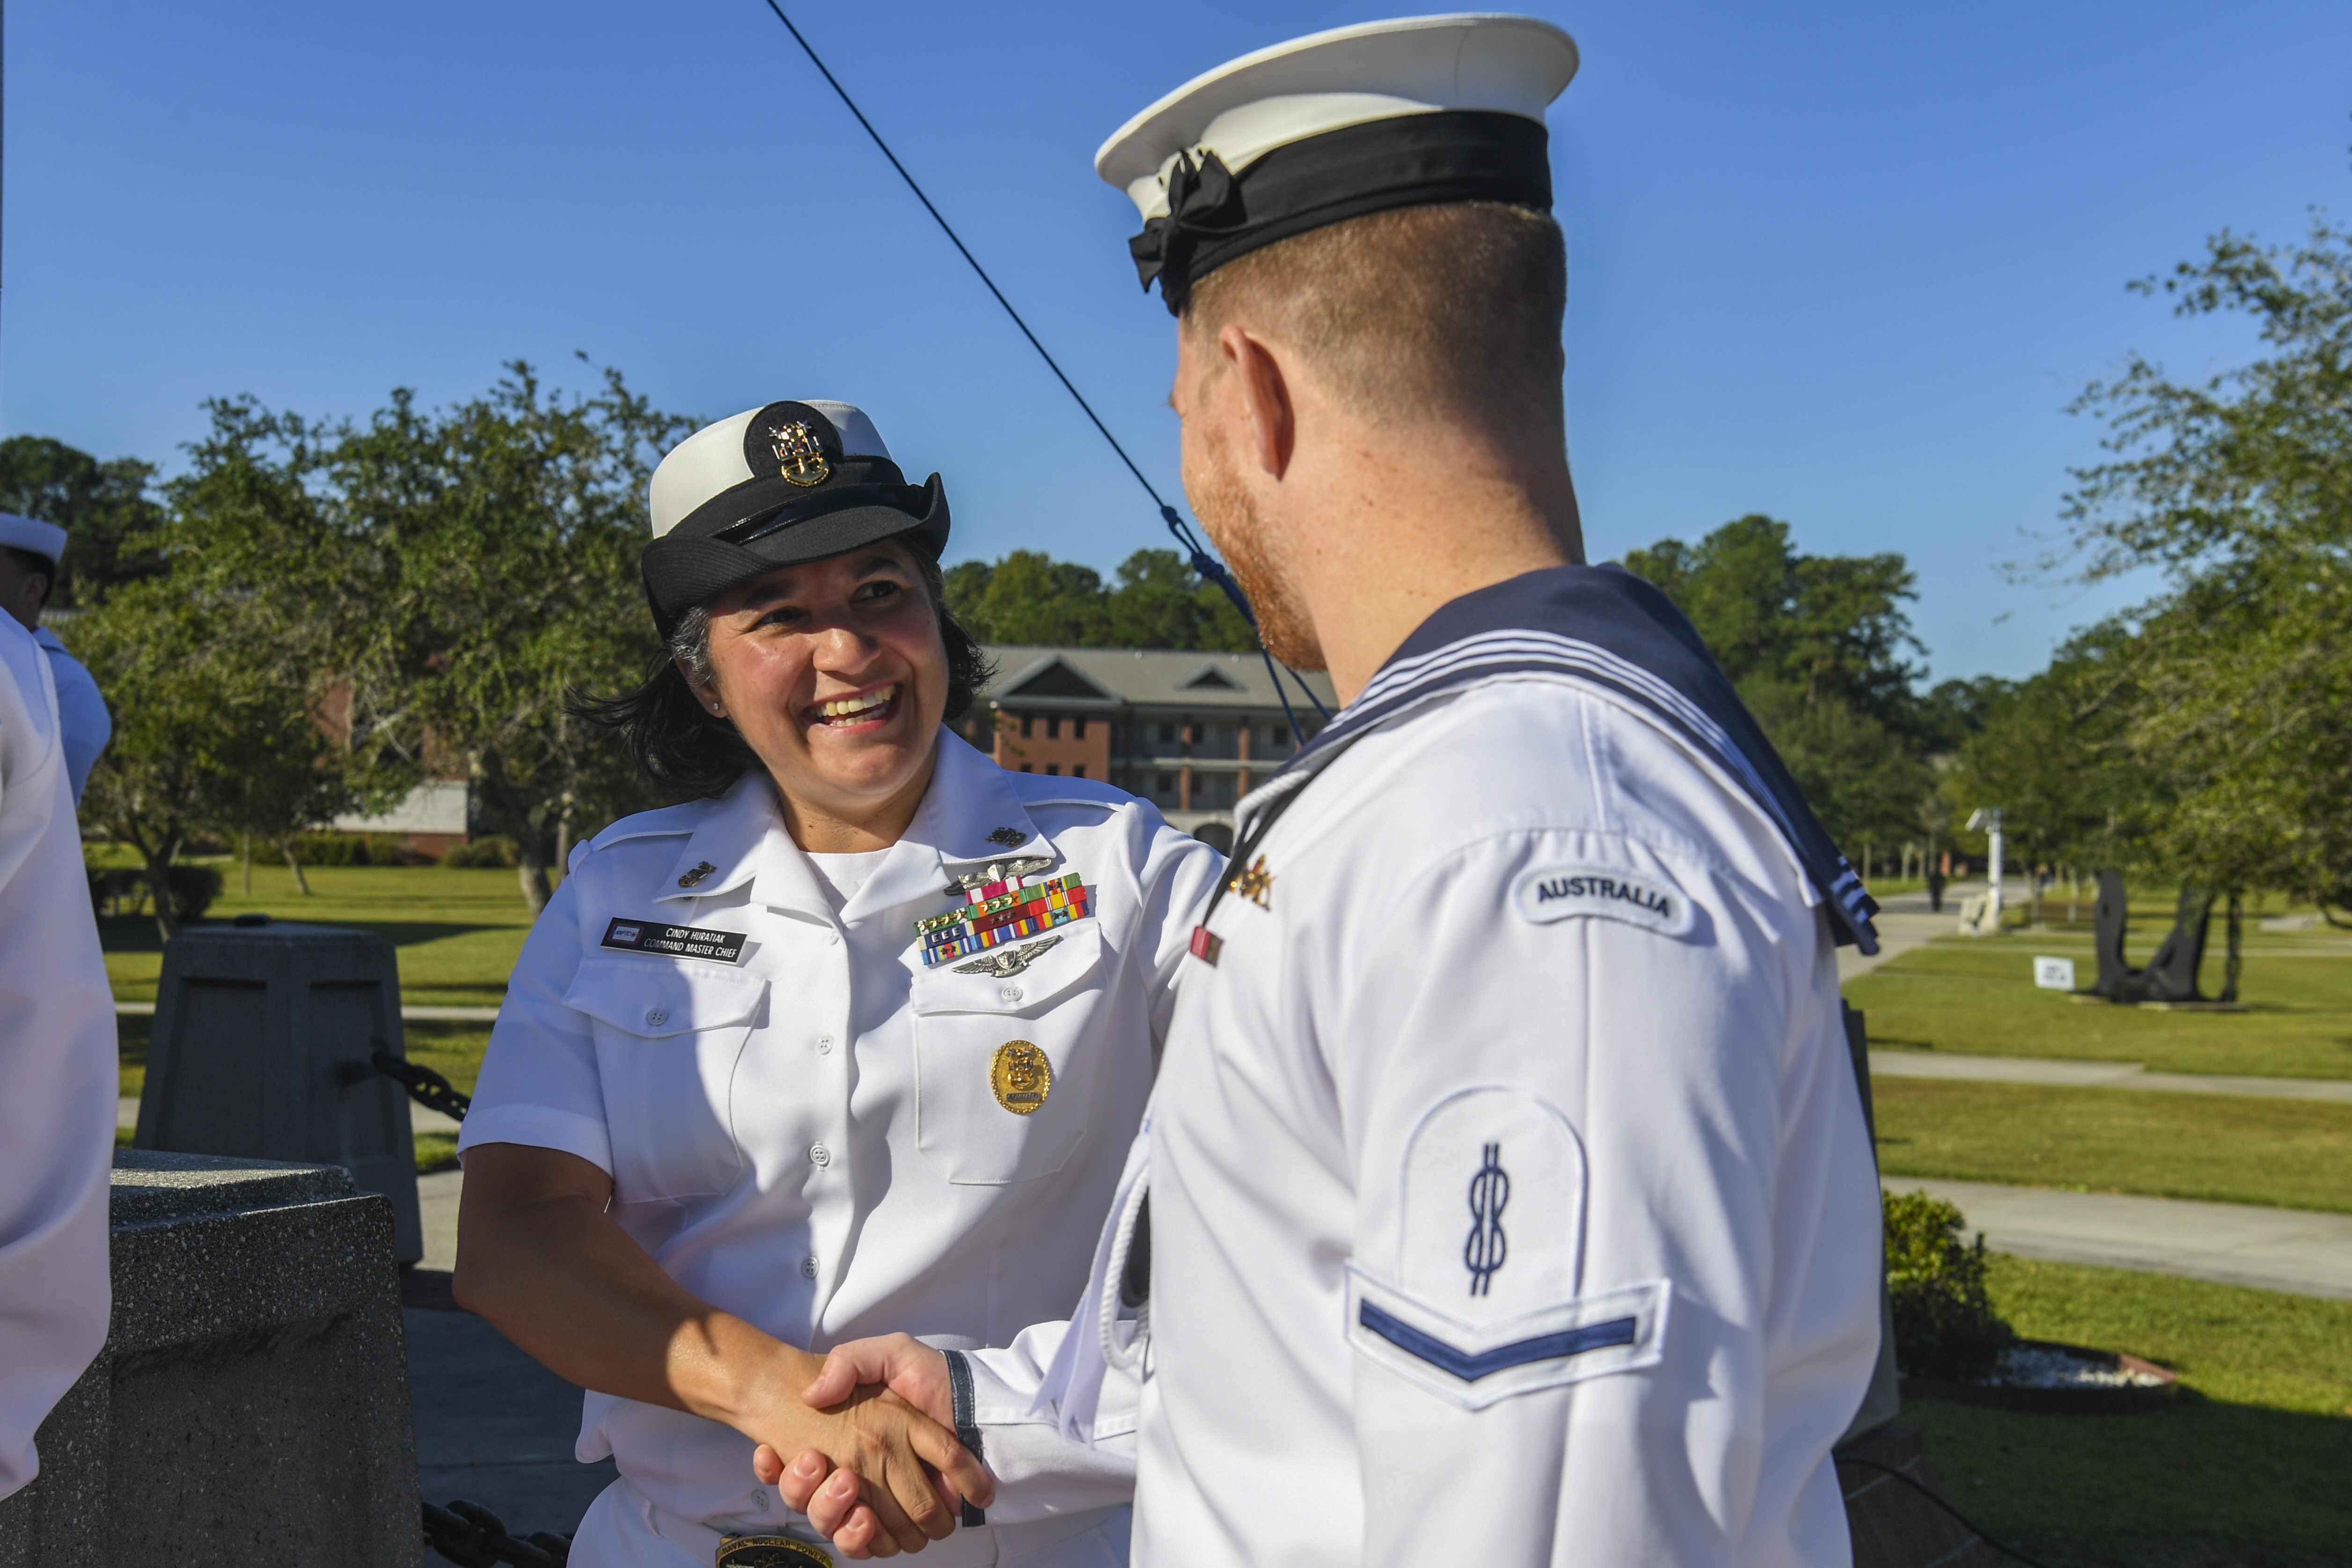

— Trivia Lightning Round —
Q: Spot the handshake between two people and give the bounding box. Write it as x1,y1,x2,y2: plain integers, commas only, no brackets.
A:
756,1334,977,1561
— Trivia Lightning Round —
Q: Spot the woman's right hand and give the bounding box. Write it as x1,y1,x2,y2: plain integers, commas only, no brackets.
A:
752,1334,973,1559
741,1364,986,1558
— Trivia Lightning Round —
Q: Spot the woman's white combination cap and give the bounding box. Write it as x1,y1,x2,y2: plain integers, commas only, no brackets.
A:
1096,14,1578,310
0,513,69,562
637,398,947,635
649,400,889,539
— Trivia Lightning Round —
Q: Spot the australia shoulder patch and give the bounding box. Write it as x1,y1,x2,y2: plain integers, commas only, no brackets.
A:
1509,862,1694,937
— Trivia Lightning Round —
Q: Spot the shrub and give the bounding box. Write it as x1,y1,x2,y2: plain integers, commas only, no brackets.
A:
88,864,222,922
1884,1188,2015,1382
285,832,414,865
439,836,519,868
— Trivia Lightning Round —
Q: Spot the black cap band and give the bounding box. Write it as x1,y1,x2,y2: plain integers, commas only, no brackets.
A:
1128,110,1553,315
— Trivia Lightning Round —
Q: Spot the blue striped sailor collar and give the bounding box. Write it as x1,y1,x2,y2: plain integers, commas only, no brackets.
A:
652,728,1048,923
1239,564,1881,953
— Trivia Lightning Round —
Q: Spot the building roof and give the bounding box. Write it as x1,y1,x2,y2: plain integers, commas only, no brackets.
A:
978,645,1338,712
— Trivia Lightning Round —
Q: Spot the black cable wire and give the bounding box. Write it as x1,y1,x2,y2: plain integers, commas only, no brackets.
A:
754,0,1332,736
1835,1455,2055,1568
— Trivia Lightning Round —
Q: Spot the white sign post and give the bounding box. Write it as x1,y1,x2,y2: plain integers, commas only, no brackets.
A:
1967,806,2005,932
2033,955,2076,991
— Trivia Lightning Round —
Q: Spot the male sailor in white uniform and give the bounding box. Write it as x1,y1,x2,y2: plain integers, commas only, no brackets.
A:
773,16,1885,1564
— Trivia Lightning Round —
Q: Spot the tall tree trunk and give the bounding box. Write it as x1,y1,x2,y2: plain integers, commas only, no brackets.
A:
242,831,253,895
278,837,313,895
476,747,550,914
145,847,183,945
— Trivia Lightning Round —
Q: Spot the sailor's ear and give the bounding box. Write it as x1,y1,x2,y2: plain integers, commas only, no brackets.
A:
1219,323,1296,480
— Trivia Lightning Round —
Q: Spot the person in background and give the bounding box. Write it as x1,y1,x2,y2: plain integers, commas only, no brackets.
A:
0,513,112,804
0,555,117,1501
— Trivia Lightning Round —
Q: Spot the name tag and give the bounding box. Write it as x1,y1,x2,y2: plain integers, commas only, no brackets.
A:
601,917,748,964
1509,863,1694,937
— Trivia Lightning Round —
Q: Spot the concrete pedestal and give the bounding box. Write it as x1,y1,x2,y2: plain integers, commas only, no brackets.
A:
0,1151,423,1568
134,921,423,1262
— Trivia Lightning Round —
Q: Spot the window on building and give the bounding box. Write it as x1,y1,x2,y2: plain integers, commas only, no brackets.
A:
1158,722,1176,746
1020,763,1033,773
1047,716,1061,740
1020,714,1034,738
1074,717,1087,740
1157,771,1176,797
1046,763,1060,775
1073,764,1086,779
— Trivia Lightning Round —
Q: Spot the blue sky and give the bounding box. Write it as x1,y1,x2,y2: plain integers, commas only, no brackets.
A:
5,1,2346,681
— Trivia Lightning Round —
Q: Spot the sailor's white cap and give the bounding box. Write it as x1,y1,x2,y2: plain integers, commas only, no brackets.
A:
639,399,947,635
0,512,68,564
649,400,890,539
1096,15,1578,309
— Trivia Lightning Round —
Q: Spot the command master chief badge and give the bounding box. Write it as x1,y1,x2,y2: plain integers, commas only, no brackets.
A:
990,1040,1053,1114
769,420,831,488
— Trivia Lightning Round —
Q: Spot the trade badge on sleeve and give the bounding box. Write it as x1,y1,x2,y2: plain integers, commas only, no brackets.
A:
1509,862,1693,937
990,1040,1054,1114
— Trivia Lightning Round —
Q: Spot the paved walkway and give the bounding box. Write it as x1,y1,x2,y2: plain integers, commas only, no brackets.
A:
1868,1049,2352,1102
115,1000,502,1021
1837,885,1966,982
1885,1176,2352,1301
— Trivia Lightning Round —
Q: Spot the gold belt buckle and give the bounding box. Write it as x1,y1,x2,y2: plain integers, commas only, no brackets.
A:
716,1535,832,1568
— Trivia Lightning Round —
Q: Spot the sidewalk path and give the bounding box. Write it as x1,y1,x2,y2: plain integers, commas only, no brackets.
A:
1868,1050,2352,1103
1885,1175,2352,1300
119,1095,463,1132
1839,884,1979,982
114,1000,501,1021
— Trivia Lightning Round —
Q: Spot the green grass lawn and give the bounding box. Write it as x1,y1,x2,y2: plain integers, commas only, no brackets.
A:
1909,1254,2352,1565
1874,1079,2352,1213
1848,930,2352,1080
98,858,547,1009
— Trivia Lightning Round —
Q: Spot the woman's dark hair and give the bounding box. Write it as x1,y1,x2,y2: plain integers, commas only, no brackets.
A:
575,549,993,800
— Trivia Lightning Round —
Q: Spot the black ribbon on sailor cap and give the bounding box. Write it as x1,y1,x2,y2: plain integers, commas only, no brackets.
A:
1128,151,1249,309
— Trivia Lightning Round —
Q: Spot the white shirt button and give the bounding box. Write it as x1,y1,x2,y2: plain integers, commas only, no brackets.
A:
816,1034,835,1055
644,1008,668,1027
800,1255,819,1280
998,984,1024,1004
809,1143,831,1167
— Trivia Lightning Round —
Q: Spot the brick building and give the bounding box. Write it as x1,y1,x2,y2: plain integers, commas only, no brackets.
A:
963,646,1338,839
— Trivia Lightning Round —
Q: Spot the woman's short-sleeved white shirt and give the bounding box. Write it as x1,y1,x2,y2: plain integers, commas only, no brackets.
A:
458,729,1223,1528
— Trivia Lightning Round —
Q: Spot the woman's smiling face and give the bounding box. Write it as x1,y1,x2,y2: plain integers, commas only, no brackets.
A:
691,542,950,847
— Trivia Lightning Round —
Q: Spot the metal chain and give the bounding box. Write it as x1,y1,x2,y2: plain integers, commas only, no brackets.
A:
423,1501,574,1568
372,1038,472,1121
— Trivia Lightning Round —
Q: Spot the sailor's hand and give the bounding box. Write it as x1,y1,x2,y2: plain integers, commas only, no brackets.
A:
753,1336,975,1557
743,1374,985,1559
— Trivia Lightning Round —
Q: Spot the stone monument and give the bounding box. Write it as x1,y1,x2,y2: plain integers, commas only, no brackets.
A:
0,1150,422,1568
133,920,423,1262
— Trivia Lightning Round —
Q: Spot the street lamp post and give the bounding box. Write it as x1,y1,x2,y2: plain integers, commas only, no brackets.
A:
1967,807,2005,931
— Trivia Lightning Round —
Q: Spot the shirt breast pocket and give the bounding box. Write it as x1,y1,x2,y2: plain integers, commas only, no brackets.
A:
564,957,764,1203
908,922,1107,1186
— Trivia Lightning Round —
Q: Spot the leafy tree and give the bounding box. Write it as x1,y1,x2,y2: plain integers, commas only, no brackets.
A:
1624,515,1934,851
944,548,1255,652
76,579,352,941
2059,217,2352,914
0,435,169,605
316,364,692,912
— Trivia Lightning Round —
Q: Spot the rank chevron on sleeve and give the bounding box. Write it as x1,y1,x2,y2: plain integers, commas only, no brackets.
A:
917,872,1092,966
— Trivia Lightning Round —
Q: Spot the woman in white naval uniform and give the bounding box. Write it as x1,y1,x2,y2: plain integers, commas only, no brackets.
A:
453,400,1222,1568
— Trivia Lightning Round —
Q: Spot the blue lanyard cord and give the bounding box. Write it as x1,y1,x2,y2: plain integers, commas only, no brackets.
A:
756,0,1330,739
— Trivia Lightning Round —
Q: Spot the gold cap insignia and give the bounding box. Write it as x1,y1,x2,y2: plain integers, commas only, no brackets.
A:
769,421,831,488
716,1537,832,1568
678,859,718,888
1229,855,1273,909
990,1040,1053,1114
